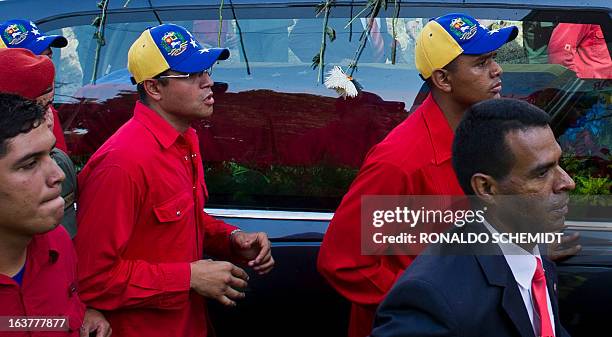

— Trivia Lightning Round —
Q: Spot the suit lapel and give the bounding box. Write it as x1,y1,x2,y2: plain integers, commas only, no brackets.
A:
477,254,536,337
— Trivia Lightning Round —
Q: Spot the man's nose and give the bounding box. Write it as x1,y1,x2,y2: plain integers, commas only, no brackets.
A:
555,166,575,193
47,155,66,188
200,72,214,88
491,60,503,77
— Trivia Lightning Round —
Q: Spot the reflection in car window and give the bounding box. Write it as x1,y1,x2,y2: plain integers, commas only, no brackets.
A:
47,10,611,214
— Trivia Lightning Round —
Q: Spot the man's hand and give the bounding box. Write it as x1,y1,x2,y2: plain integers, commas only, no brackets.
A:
231,231,275,275
190,259,249,307
81,308,111,337
548,232,581,262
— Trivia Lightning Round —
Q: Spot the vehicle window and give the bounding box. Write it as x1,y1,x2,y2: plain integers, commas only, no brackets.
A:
47,7,611,215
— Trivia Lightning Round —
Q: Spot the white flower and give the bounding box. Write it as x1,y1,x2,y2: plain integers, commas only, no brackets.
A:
324,66,359,98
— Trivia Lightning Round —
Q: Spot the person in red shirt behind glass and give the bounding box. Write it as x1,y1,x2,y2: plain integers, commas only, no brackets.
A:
0,93,110,337
75,24,274,337
0,19,70,152
548,23,612,79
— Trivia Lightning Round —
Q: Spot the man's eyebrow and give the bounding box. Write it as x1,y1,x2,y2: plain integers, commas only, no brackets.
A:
12,141,56,168
528,159,557,176
475,52,496,61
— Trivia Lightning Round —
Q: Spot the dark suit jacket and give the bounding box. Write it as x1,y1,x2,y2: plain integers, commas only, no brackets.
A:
370,224,571,337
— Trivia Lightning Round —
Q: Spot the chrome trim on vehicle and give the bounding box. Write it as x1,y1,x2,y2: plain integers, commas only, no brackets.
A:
566,221,612,231
205,210,611,228
205,208,334,221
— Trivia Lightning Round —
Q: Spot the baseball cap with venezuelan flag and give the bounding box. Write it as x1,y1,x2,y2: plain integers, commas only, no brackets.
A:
415,13,518,79
0,19,67,55
128,23,229,84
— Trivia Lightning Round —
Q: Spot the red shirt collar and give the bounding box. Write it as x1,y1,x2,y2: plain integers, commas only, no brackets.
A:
421,94,455,165
0,231,60,286
133,101,184,150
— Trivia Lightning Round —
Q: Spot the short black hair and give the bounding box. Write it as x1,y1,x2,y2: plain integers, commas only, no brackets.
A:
452,98,551,195
0,93,45,159
136,83,148,103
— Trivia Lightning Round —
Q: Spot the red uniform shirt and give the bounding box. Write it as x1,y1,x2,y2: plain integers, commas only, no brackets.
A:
51,107,68,153
0,226,85,337
75,101,237,337
317,94,464,337
548,23,612,79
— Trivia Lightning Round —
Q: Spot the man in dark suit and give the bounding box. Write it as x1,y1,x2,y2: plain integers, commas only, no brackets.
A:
371,98,574,337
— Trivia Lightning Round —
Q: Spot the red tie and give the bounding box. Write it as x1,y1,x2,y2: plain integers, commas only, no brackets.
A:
369,18,385,61
532,257,555,337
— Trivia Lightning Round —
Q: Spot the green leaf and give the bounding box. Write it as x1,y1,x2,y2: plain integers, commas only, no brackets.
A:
312,54,321,70
315,3,326,16
574,176,612,195
97,1,104,9
91,16,102,27
325,27,336,42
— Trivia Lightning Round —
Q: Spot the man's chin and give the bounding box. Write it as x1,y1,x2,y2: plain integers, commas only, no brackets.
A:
43,206,65,233
32,221,60,235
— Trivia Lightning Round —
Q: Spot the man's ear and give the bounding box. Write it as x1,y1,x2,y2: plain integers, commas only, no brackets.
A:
430,68,452,93
471,173,498,205
142,79,163,102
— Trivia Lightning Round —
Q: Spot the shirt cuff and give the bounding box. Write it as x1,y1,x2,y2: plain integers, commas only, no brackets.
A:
160,262,191,292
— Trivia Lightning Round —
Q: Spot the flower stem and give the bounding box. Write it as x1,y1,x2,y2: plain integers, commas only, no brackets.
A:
318,1,332,84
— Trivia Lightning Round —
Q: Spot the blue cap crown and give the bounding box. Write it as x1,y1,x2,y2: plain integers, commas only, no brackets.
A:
0,19,67,55
433,13,518,55
128,23,230,83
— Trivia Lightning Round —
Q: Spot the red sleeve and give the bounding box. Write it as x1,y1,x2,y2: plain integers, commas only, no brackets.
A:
317,160,411,306
201,210,238,260
548,23,590,74
51,107,68,152
75,165,191,311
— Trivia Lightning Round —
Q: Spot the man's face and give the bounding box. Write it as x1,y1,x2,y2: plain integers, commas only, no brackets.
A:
36,87,55,131
40,48,53,58
494,126,575,234
447,52,503,106
157,70,215,121
0,124,65,236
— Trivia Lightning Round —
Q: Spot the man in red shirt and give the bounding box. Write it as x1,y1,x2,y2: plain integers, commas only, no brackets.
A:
317,13,521,337
548,23,612,79
0,93,110,337
0,19,69,152
75,24,274,337
0,48,77,238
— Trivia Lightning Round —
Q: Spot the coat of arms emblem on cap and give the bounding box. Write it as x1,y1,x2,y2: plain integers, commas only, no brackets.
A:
449,17,477,41
4,23,28,45
161,31,188,57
